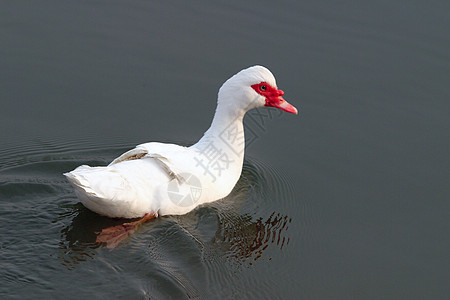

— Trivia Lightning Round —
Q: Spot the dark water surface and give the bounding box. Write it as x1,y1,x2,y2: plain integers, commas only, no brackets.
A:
1,1,449,298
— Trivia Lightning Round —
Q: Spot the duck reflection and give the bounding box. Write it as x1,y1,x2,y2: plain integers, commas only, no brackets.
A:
59,159,293,269
58,204,135,269
215,211,291,264
59,207,291,269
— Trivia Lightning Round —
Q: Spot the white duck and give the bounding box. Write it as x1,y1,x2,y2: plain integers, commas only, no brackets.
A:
65,66,297,225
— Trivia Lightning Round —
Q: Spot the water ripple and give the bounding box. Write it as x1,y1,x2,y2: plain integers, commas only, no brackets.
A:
1,140,304,298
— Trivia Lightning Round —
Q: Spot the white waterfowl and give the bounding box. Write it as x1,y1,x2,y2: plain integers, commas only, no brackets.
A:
65,66,297,221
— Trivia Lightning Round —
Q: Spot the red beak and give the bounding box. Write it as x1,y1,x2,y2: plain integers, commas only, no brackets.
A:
265,89,298,114
251,83,298,115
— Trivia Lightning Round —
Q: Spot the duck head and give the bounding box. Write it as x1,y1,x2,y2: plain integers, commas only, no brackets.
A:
217,65,298,115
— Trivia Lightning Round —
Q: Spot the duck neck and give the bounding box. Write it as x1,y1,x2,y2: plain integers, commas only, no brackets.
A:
191,99,247,171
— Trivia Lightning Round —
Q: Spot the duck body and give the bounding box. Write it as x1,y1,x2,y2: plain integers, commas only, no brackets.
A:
66,140,242,218
65,66,297,219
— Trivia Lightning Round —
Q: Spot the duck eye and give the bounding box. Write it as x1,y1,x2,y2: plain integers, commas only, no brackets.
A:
260,85,267,91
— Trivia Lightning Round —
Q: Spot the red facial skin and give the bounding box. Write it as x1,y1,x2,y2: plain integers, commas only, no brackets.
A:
251,82,298,114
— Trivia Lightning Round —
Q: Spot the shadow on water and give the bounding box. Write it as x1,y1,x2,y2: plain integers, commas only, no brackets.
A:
58,204,121,269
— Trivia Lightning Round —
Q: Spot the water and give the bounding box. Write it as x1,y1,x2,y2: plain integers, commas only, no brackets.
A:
1,1,449,298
